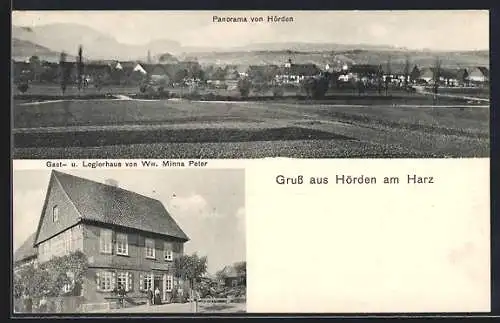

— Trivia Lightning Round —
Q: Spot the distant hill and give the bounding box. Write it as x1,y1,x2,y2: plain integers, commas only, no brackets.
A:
177,49,490,69
12,23,489,69
11,38,75,62
12,24,181,61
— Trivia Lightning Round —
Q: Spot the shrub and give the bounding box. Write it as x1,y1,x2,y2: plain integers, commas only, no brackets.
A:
272,87,284,97
18,83,29,93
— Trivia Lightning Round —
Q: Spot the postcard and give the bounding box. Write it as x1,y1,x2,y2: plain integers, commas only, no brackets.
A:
11,9,490,316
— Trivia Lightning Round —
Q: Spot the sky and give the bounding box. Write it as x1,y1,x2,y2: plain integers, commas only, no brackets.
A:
12,10,489,51
12,169,245,275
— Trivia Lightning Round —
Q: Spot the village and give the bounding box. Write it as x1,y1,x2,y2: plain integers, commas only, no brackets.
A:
11,51,490,98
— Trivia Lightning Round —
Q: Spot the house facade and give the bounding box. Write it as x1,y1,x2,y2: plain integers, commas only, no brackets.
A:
25,170,189,306
417,67,460,86
218,265,245,288
467,67,489,83
275,60,321,85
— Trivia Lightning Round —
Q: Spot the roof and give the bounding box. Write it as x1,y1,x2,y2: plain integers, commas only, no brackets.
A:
14,232,37,264
469,66,489,78
221,265,240,278
44,171,189,242
349,64,379,75
418,67,459,80
279,64,321,76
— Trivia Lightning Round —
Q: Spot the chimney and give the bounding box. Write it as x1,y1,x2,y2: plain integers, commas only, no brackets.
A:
105,179,119,187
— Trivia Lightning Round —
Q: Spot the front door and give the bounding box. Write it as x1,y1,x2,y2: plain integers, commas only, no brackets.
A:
154,274,163,302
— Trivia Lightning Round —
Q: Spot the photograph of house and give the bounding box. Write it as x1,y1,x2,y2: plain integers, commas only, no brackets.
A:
13,169,246,314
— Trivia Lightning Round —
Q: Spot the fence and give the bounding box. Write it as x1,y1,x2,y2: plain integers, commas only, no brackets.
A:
14,296,86,313
198,297,246,304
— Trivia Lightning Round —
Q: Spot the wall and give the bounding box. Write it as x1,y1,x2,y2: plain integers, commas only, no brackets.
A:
36,174,82,244
38,224,83,263
80,223,184,304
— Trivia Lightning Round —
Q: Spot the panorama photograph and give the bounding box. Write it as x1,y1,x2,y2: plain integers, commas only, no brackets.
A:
11,10,489,159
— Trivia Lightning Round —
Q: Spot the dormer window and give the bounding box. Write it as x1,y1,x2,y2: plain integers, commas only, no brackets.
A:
52,206,59,222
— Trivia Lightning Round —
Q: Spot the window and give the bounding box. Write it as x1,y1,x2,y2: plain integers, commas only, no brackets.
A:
231,279,238,287
117,272,129,291
52,206,59,222
142,273,153,291
164,242,173,261
64,229,73,254
116,233,128,255
145,238,155,259
166,275,173,292
99,272,114,292
100,229,112,254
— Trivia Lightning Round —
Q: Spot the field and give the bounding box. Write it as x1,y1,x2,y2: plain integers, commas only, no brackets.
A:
12,93,490,158
423,86,490,99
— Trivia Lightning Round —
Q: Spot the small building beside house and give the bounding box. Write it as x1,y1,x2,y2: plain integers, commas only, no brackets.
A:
19,170,189,308
13,232,38,274
218,265,245,288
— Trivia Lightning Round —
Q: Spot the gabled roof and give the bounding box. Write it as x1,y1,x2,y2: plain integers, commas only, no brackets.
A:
279,64,321,76
220,265,242,278
37,171,189,242
418,67,459,80
469,66,489,78
349,64,379,75
14,232,37,264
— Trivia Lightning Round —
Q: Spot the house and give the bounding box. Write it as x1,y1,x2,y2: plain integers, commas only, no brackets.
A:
84,63,113,83
29,170,189,306
12,61,33,82
348,64,379,80
13,232,38,273
218,265,245,288
275,60,321,85
142,64,171,84
417,67,460,86
467,67,489,83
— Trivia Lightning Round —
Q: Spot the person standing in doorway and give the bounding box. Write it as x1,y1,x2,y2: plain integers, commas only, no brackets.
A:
154,287,161,305
147,288,153,306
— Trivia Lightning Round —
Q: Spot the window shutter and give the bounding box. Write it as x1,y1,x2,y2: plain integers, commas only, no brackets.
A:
111,271,116,290
98,230,103,252
96,272,101,291
139,274,143,291
127,272,133,292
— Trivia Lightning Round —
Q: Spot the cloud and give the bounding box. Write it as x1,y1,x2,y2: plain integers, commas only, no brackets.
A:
168,193,221,218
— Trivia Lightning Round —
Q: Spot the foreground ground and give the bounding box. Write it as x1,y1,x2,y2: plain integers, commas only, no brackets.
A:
88,302,246,313
12,95,489,158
